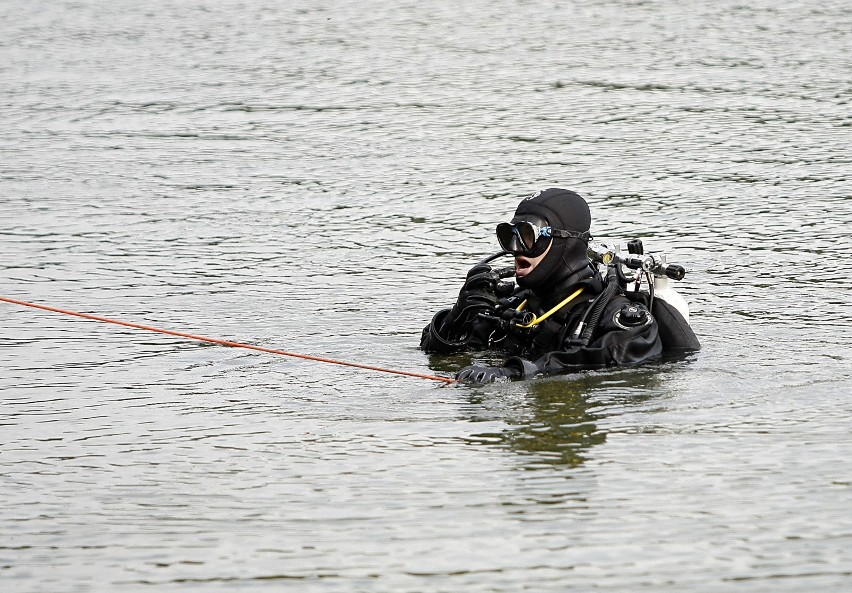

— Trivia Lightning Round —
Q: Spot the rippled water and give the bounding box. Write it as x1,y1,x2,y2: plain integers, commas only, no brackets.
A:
2,0,850,591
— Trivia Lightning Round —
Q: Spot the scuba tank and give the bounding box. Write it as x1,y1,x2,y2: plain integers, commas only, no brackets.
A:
587,239,700,353
653,269,689,324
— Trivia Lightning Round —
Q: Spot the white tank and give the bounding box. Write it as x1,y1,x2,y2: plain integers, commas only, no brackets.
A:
653,275,690,324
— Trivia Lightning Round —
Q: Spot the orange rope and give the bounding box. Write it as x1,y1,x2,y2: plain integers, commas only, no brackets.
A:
0,296,456,384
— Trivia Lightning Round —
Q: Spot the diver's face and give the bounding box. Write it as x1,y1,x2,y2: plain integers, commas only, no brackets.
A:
514,240,552,280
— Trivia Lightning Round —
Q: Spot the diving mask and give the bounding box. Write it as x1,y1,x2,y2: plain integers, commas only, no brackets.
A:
496,220,590,257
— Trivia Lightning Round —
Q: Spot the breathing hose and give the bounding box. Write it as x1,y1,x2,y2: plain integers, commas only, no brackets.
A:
575,268,620,346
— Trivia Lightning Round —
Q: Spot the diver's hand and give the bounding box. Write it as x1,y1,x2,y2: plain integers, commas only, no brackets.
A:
449,265,503,325
455,364,520,384
464,264,502,288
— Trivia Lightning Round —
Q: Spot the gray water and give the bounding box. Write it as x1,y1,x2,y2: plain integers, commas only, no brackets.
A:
2,0,851,591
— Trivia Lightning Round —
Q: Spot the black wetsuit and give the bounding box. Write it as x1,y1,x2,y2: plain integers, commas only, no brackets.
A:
422,188,697,382
420,263,663,379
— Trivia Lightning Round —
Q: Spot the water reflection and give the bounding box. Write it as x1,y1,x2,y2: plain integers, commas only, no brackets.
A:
472,377,606,469
431,356,680,469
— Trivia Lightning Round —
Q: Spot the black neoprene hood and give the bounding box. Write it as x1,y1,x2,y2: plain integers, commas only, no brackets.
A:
511,188,592,290
513,188,591,233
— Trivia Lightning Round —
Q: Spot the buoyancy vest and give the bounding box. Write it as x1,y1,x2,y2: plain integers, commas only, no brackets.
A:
623,291,700,352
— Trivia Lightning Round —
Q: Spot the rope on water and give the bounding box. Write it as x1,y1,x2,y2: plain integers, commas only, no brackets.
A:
0,296,456,384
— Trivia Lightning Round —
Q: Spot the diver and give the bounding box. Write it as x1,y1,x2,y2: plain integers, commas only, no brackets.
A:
420,188,699,384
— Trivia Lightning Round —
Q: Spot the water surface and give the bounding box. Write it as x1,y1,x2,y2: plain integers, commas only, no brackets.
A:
1,0,850,591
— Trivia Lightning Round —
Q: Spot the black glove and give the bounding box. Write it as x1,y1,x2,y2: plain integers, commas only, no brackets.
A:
448,265,504,326
455,364,521,384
